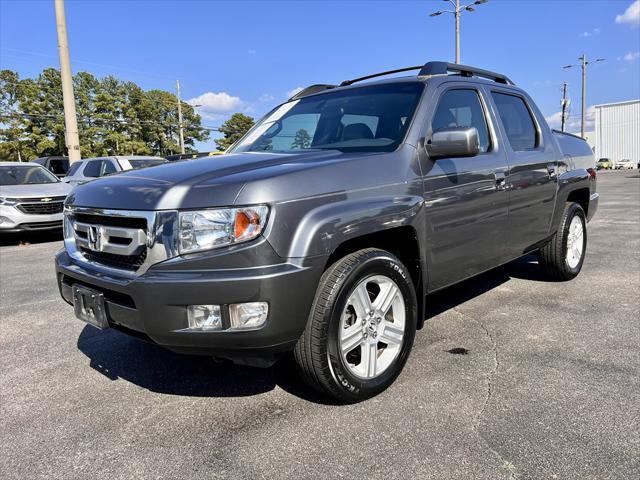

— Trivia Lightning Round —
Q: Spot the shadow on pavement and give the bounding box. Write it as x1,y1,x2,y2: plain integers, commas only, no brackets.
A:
76,326,338,404
76,254,546,404
424,254,545,319
0,229,63,247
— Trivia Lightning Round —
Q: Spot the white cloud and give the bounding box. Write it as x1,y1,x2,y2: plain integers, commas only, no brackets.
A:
579,27,601,38
545,105,596,133
187,91,245,120
259,93,275,102
617,50,640,62
286,87,304,98
616,1,640,26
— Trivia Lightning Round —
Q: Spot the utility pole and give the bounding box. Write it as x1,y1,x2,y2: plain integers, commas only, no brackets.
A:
454,0,461,64
429,0,488,64
176,80,185,154
560,82,568,133
54,0,81,163
563,55,604,138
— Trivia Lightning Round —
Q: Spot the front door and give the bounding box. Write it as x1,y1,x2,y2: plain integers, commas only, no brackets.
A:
422,85,510,290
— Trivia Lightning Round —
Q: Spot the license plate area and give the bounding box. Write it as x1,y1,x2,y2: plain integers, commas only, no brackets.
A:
72,285,109,329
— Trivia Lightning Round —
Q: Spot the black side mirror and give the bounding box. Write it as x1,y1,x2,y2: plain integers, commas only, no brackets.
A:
426,127,480,159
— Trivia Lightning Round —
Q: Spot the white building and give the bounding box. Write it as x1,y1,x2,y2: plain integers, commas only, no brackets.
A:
592,99,640,164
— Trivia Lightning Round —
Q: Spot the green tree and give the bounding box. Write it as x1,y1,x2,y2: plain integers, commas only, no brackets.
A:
291,128,311,149
0,70,28,160
0,68,210,160
215,113,254,151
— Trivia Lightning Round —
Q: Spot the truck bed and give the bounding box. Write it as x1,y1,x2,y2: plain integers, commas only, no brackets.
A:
553,130,596,171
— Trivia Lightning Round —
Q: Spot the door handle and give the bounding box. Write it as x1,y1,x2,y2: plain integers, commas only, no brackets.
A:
494,171,507,190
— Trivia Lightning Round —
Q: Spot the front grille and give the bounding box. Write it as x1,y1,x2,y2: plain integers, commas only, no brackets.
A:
16,201,64,215
72,212,149,272
75,213,147,230
17,221,62,230
80,248,148,271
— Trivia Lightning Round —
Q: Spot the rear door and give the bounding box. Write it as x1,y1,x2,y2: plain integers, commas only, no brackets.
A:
422,84,510,290
488,90,558,256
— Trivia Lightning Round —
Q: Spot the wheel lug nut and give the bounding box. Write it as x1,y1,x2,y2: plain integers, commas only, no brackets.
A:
372,332,377,338
362,319,366,326
363,332,368,338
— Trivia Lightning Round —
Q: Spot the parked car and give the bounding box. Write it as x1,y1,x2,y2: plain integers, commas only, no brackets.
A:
596,158,614,170
0,162,72,232
615,159,635,169
165,152,225,162
32,156,70,178
56,61,599,402
63,156,168,184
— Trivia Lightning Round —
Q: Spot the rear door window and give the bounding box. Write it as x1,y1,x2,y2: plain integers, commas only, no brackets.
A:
431,89,491,153
49,159,69,175
491,92,538,151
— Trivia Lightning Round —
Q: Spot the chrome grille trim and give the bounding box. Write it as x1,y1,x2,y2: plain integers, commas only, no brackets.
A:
73,222,146,256
64,206,179,278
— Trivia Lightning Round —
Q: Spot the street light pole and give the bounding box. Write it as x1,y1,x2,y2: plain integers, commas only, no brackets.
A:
430,0,488,64
176,80,185,154
54,0,81,162
563,55,604,138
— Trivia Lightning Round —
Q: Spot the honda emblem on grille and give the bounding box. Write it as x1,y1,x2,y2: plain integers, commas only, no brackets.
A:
87,226,103,252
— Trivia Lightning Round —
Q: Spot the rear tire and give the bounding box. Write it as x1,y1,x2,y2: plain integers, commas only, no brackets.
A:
294,248,417,403
538,202,587,281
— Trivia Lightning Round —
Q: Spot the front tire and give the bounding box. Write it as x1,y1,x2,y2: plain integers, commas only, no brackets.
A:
538,202,587,281
294,249,418,403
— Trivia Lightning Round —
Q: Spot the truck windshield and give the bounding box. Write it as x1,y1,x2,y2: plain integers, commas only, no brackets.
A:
0,165,60,185
229,82,424,154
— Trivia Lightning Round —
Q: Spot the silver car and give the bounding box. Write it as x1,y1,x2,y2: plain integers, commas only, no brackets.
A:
0,162,72,233
63,156,168,184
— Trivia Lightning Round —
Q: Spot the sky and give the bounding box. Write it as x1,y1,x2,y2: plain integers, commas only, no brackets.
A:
1,0,639,152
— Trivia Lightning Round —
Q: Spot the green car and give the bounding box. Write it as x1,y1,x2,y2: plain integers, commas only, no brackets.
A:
597,158,614,170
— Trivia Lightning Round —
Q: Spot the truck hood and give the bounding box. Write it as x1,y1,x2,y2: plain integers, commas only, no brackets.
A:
0,181,72,199
66,150,356,210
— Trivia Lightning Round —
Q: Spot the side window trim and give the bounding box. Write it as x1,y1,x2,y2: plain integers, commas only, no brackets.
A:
430,86,495,154
490,89,543,152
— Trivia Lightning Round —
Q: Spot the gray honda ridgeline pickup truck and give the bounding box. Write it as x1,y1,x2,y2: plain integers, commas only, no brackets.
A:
56,62,598,402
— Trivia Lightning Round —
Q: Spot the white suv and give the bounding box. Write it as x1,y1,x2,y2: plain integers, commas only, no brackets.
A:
63,156,167,184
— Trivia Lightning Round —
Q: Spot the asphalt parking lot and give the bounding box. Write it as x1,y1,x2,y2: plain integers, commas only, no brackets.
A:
1,170,638,480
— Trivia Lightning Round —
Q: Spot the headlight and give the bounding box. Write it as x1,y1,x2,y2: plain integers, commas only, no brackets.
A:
0,197,18,206
179,205,269,254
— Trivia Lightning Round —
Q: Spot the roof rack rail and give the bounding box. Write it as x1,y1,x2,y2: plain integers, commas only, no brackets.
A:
339,66,423,86
337,61,514,88
292,62,514,101
418,61,514,85
289,84,336,100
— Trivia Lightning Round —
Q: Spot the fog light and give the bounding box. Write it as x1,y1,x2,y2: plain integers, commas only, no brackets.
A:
229,302,268,330
188,304,222,330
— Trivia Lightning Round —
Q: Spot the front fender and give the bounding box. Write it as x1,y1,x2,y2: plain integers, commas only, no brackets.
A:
267,194,425,259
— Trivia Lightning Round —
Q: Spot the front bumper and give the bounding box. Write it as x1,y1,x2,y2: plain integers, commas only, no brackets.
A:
55,242,325,366
0,205,63,232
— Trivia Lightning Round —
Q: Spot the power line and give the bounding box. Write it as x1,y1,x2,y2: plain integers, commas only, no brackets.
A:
0,110,221,131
